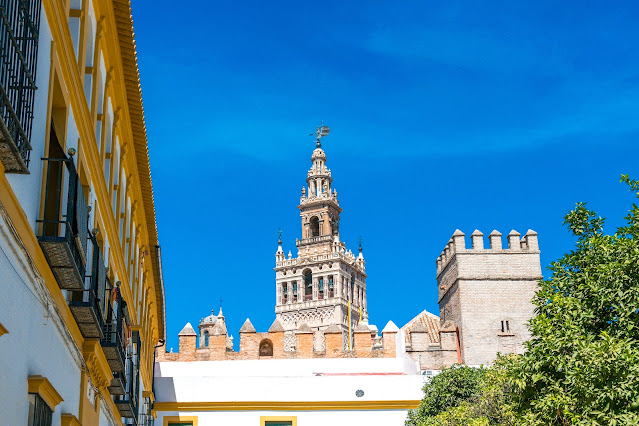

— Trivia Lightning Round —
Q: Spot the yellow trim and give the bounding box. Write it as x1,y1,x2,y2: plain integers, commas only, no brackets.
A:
83,339,114,391
261,416,297,426
61,413,82,426
143,390,155,404
27,376,64,410
0,322,7,336
154,400,421,411
163,415,198,426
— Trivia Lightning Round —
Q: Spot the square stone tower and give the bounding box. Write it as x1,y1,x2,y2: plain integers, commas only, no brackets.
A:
436,229,542,366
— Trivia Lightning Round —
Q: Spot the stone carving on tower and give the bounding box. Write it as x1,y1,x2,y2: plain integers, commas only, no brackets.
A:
274,125,367,351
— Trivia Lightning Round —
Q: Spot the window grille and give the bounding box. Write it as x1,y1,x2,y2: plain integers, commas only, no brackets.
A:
27,393,52,426
0,0,42,171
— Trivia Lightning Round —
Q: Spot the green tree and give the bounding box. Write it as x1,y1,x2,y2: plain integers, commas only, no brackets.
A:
406,357,517,426
406,365,486,425
510,176,639,425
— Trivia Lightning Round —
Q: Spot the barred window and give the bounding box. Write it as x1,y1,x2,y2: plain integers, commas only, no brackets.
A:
27,393,52,426
0,0,42,171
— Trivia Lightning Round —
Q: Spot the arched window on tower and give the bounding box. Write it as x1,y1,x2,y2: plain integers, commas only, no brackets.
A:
204,330,209,347
259,339,274,357
303,269,313,301
310,216,320,237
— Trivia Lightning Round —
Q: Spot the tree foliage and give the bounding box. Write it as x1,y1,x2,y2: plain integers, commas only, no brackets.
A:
406,357,517,426
510,175,639,424
407,176,639,425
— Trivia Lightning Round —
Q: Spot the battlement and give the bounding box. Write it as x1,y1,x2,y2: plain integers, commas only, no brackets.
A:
157,318,399,362
436,229,539,276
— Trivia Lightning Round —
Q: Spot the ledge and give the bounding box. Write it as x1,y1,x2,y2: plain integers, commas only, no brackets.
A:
61,413,82,426
154,400,421,411
28,376,63,410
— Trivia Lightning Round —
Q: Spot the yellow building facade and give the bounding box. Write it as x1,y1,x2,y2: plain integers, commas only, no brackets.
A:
0,0,164,425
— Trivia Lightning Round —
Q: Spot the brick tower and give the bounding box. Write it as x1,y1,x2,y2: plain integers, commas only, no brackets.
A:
436,229,542,365
274,126,367,351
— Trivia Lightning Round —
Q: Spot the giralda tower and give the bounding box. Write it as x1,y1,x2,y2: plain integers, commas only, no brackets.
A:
274,126,367,350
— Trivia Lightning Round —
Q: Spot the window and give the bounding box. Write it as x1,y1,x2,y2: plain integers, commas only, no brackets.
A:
204,330,209,347
303,269,312,300
259,339,273,357
163,416,198,426
310,216,320,237
261,417,296,426
501,320,510,333
27,376,62,426
0,0,42,172
28,393,52,426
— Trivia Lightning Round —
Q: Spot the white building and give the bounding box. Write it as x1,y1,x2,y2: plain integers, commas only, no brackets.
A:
154,357,425,426
0,1,165,425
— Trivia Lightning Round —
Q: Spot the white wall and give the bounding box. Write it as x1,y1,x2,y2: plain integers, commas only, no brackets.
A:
0,212,83,424
157,410,410,426
154,358,425,426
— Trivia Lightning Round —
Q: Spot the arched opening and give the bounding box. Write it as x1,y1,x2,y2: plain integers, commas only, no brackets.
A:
259,339,273,357
310,216,320,237
303,269,313,301
204,330,209,347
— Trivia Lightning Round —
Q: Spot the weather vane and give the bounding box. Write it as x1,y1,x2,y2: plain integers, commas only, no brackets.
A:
358,236,363,252
277,228,283,244
309,122,330,148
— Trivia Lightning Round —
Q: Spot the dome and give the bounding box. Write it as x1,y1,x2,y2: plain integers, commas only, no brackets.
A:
200,310,218,325
311,148,326,161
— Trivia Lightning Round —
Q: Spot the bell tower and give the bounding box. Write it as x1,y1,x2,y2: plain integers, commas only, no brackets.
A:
275,125,367,351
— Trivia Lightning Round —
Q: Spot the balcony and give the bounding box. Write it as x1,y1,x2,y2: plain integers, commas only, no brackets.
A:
115,331,140,420
101,292,127,374
108,372,126,396
304,294,312,301
68,235,109,338
296,234,333,247
0,0,41,173
37,158,89,291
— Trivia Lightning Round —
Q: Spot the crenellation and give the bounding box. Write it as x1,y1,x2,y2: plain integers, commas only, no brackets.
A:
157,316,395,362
507,230,521,250
471,229,484,249
488,230,502,250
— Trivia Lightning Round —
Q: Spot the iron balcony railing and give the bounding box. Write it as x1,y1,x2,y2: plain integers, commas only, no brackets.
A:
101,291,127,375
68,235,109,339
115,331,140,421
0,0,41,173
37,157,89,290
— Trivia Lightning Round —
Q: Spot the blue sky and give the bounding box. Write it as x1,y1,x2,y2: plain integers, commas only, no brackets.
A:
131,1,639,350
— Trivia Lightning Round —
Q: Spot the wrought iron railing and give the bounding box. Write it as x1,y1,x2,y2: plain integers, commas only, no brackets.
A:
115,331,140,420
37,157,89,290
0,0,41,172
101,291,127,373
68,236,109,338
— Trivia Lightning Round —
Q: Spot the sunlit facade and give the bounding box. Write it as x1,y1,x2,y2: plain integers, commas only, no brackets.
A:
0,0,165,425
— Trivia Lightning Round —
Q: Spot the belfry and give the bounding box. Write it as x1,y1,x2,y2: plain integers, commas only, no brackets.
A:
274,126,367,350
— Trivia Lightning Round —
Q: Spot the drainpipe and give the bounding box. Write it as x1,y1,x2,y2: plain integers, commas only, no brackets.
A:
455,327,462,364
151,339,165,409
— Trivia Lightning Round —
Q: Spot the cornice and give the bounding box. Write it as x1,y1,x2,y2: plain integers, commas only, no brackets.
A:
27,376,64,410
153,400,421,411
